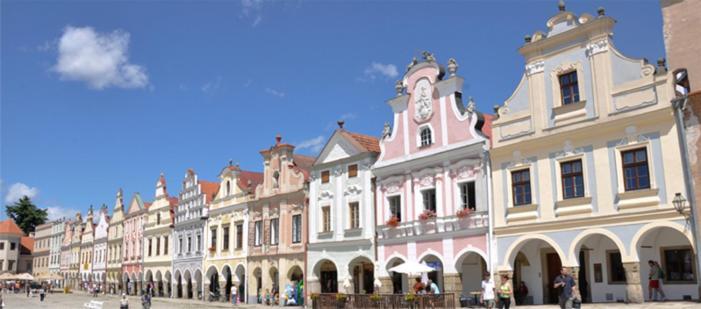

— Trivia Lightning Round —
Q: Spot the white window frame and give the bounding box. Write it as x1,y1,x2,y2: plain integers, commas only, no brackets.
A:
554,153,589,201
387,194,402,222
416,124,435,148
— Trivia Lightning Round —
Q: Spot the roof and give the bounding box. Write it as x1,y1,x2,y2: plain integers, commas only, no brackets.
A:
340,130,380,153
238,170,264,193
20,236,34,255
293,154,315,180
0,219,24,236
481,113,494,142
198,180,219,203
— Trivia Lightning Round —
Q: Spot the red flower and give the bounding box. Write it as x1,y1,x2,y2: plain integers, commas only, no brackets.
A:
456,208,471,218
386,216,400,228
419,210,436,221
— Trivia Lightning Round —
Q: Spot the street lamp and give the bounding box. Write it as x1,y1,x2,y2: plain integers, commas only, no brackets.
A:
673,192,688,215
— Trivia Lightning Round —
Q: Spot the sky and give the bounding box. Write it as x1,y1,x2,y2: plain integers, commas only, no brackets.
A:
0,0,666,221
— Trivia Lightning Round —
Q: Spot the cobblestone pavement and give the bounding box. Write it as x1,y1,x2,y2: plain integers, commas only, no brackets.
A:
2,292,700,309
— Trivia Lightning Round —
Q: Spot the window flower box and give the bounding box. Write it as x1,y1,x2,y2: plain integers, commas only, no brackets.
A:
456,208,471,219
386,216,400,228
418,210,436,221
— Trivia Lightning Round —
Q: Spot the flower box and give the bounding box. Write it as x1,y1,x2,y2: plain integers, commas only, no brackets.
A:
418,210,436,221
456,208,471,219
386,216,400,228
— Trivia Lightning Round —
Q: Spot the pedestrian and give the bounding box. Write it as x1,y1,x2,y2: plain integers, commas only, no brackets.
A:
428,279,440,294
553,267,576,309
141,290,151,309
39,285,46,302
515,281,528,305
480,272,496,309
648,260,667,301
497,275,512,309
26,283,30,297
120,293,129,309
231,285,237,305
413,277,424,294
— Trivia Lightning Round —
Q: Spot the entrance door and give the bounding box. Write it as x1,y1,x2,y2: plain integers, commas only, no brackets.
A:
545,253,562,304
578,250,590,303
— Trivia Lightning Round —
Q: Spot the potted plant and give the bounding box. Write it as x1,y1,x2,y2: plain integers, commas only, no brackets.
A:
208,246,216,252
310,293,320,301
369,293,382,302
336,293,347,302
456,208,471,219
404,292,416,302
418,210,436,221
386,216,400,228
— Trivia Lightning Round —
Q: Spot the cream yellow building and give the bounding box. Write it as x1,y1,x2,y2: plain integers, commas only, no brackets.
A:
143,174,178,297
32,222,52,277
203,163,262,303
79,206,96,288
107,189,125,294
491,4,696,305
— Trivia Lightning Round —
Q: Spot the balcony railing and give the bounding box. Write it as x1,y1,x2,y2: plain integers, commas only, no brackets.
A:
377,211,487,240
312,293,456,309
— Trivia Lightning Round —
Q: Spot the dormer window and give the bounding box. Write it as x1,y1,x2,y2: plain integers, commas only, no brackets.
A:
420,127,432,147
558,71,580,105
226,181,231,196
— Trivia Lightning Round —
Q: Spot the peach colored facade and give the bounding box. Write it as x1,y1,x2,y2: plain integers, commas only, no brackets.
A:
122,193,150,295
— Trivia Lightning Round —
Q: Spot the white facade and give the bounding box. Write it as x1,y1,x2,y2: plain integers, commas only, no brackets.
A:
49,220,65,276
92,206,109,290
307,127,379,295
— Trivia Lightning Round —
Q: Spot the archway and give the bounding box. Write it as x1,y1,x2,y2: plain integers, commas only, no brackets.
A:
155,271,163,297
269,267,279,296
635,224,697,301
455,250,487,301
221,265,233,302
145,270,154,296
164,271,172,298
206,266,219,301
287,265,304,306
253,268,262,304
349,256,374,294
184,270,193,299
569,231,627,304
174,270,182,298
420,254,444,293
130,273,138,296
194,269,203,301
506,237,566,305
313,260,338,293
235,264,246,303
386,257,407,294
123,273,131,296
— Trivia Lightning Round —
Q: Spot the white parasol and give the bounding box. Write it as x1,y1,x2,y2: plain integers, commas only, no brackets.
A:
388,261,435,277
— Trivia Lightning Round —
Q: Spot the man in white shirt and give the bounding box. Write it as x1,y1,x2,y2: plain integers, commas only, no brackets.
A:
481,272,496,309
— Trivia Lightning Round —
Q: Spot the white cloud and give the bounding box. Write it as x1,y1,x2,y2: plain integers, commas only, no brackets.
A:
201,76,223,95
46,206,79,221
243,79,253,88
362,62,399,81
4,183,39,203
53,26,149,89
241,0,264,27
265,87,285,98
296,136,325,153
252,16,263,27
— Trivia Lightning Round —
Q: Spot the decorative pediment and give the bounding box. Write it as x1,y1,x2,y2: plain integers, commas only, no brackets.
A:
318,190,334,201
380,176,404,194
506,150,535,169
614,126,651,147
344,185,362,197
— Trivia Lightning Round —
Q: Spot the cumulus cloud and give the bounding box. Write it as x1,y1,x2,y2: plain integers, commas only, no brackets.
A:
53,26,149,89
362,62,398,81
265,87,285,98
296,136,325,153
46,206,80,221
4,183,39,203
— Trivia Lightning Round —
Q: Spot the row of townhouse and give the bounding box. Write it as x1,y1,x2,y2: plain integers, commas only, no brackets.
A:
34,3,700,306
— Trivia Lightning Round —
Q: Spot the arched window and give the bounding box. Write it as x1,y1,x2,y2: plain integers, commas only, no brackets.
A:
226,181,231,196
420,127,432,147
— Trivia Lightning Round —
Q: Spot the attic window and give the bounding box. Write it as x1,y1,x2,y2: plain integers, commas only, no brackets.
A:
348,164,358,178
420,127,433,147
321,170,330,184
559,71,580,105
226,181,231,196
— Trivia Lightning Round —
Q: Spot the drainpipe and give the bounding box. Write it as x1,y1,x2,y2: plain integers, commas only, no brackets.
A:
485,148,495,274
672,95,701,300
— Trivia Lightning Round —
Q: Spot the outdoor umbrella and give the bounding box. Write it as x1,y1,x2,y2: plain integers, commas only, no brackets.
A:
0,273,15,280
388,261,435,277
16,273,34,281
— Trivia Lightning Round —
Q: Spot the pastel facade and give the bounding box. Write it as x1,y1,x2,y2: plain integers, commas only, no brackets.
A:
122,193,150,295
307,124,379,298
172,169,218,300
106,189,125,294
372,55,492,303
203,164,261,303
69,214,83,289
143,174,177,298
32,222,52,276
79,207,96,288
247,136,311,304
0,219,24,273
491,5,694,304
49,219,66,279
92,205,110,291
60,220,73,286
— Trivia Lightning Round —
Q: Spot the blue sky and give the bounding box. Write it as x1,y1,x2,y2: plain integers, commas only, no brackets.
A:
0,0,665,220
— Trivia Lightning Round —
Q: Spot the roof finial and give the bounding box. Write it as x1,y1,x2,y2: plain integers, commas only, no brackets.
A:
229,159,233,166
597,7,605,16
558,0,566,11
275,134,282,145
524,35,532,43
447,58,458,77
337,120,345,129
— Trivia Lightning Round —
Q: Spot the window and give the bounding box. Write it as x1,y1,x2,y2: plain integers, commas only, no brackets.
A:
187,236,192,253
254,221,262,246
459,182,476,210
622,148,650,191
148,239,152,256
321,171,330,184
511,169,532,206
210,228,217,251
223,225,230,250
9,242,15,251
226,181,231,196
420,127,432,147
156,237,161,255
7,260,14,271
561,160,585,199
349,202,360,229
236,224,243,249
164,236,168,255
389,196,402,222
663,247,695,282
558,71,580,105
156,212,161,225
607,251,626,283
179,237,183,254
321,207,331,233
292,214,302,244
0,242,3,250
348,164,358,178
422,189,436,213
270,219,279,245
196,234,201,252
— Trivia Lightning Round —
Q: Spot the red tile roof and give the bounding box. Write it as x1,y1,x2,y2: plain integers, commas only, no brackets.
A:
20,236,34,255
481,113,494,143
238,170,264,193
341,130,381,153
0,219,24,236
198,180,220,203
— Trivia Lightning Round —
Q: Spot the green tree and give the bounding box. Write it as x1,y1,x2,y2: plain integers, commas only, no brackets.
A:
6,196,48,235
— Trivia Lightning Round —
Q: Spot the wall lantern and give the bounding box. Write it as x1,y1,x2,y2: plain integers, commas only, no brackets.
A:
673,192,688,215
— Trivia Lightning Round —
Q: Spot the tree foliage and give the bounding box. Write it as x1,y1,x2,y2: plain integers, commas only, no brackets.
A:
6,196,48,235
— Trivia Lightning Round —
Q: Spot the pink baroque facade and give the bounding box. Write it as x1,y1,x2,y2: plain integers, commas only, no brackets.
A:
122,193,151,295
373,54,493,302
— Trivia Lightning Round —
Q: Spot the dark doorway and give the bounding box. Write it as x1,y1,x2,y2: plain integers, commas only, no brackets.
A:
578,250,590,303
320,262,338,293
545,252,562,304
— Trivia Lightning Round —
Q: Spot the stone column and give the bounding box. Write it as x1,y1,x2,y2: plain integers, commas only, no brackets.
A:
622,262,644,303
379,277,393,294
443,273,462,306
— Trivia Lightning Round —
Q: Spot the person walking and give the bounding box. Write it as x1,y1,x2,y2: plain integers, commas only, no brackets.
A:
648,260,667,301
496,275,512,309
141,290,152,309
120,293,129,309
39,285,46,302
231,285,237,305
480,272,496,309
413,277,424,294
554,267,576,309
